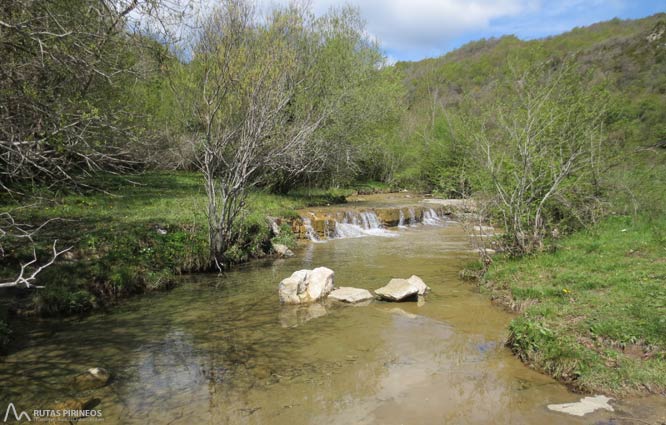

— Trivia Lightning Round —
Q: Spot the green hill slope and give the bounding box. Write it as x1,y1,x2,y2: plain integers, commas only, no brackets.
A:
392,13,665,207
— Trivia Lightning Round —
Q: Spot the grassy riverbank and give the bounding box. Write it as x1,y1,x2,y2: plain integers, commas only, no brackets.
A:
482,215,666,395
0,172,350,330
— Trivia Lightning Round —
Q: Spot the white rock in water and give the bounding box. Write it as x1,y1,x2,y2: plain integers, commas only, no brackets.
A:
375,279,419,301
328,287,374,303
407,275,430,295
307,267,335,300
278,267,334,304
547,395,614,417
278,270,309,304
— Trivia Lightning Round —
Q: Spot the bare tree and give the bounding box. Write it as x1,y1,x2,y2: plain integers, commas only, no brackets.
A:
463,58,608,255
0,0,187,189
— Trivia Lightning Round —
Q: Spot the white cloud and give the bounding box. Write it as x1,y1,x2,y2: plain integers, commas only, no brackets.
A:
249,0,640,60
272,0,537,58
355,0,529,50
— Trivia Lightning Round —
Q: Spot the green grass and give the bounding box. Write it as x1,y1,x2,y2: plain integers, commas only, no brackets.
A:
0,172,350,320
484,215,666,395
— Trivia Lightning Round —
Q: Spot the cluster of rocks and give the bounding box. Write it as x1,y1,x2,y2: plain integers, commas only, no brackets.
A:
278,267,431,305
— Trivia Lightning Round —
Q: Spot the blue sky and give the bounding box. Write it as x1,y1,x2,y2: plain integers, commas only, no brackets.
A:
263,0,665,62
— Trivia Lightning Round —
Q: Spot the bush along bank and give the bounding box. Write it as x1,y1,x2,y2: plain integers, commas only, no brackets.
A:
0,172,347,350
479,215,666,395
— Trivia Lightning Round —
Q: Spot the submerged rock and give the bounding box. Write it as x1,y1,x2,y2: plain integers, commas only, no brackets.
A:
328,287,374,303
547,395,614,417
49,397,99,422
72,367,111,391
52,397,96,412
278,267,334,304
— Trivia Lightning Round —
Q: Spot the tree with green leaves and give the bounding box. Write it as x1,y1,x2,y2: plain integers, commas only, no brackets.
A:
175,0,398,266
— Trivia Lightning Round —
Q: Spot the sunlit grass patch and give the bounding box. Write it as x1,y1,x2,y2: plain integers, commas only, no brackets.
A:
0,172,350,322
486,215,666,394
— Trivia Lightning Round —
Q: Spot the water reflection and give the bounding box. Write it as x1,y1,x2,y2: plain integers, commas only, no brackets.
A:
279,304,328,328
1,222,663,424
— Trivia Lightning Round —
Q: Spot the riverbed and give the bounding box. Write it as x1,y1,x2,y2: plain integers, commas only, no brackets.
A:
0,211,663,424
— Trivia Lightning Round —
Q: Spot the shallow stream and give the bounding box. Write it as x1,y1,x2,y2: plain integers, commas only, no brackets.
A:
1,197,663,424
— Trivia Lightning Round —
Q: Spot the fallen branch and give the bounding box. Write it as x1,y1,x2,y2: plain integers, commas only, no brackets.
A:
0,240,72,289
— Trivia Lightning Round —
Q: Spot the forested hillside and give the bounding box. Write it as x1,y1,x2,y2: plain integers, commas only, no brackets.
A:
392,14,665,211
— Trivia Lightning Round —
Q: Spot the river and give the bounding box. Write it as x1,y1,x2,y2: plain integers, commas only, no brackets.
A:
0,198,663,424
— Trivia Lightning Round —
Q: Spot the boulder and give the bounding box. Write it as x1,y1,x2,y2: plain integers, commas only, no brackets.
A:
407,275,430,295
375,276,430,301
72,367,111,391
278,267,334,304
272,243,294,258
306,267,335,300
374,208,404,227
375,279,419,301
328,287,374,303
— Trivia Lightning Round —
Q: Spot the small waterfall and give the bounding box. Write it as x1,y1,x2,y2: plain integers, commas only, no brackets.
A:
332,211,397,239
408,208,417,227
324,219,333,239
302,217,323,242
334,222,366,238
398,209,406,228
302,208,458,242
423,208,442,225
361,212,382,229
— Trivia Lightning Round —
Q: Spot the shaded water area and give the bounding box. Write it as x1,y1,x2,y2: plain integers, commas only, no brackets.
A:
1,199,664,424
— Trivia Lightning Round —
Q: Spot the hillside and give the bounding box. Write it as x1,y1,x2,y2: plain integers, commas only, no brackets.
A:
392,13,666,208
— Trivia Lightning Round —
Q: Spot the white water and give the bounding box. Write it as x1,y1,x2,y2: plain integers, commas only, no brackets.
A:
302,211,398,240
408,208,417,226
398,209,406,228
423,208,443,226
302,217,325,243
303,208,450,241
333,211,397,239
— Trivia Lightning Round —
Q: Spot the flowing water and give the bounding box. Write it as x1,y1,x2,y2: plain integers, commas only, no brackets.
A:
1,198,664,424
